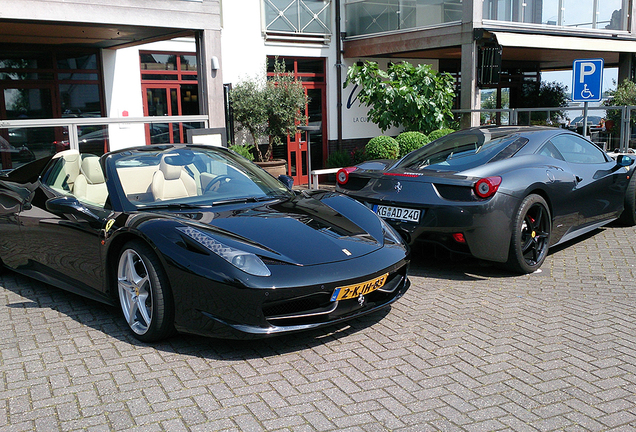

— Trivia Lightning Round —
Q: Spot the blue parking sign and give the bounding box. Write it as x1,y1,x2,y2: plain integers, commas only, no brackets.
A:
572,59,604,102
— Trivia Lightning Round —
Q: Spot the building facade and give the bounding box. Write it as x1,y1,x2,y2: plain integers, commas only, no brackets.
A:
344,0,636,127
2,0,636,178
0,0,222,169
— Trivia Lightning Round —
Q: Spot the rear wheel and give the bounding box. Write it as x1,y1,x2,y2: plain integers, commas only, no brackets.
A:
618,175,636,226
117,240,174,342
507,194,551,274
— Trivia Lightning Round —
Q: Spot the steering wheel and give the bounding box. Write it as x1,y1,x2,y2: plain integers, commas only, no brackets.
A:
203,175,232,193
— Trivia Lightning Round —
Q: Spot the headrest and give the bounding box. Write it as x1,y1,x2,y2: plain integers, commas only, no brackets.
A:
81,156,105,184
159,155,184,180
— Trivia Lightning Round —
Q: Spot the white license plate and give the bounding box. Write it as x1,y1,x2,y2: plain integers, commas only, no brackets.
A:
374,205,421,222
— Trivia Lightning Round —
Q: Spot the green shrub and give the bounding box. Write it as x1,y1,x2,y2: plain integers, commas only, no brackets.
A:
396,131,430,157
326,150,352,168
351,147,367,163
229,144,255,161
365,136,399,160
427,128,455,142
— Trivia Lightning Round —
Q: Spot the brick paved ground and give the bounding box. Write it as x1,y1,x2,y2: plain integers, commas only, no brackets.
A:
1,224,636,431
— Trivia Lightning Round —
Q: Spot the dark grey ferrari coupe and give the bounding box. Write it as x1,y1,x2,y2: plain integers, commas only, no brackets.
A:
336,126,636,274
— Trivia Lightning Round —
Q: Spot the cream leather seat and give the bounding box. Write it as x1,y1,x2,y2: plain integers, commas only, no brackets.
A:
151,155,197,201
74,155,108,206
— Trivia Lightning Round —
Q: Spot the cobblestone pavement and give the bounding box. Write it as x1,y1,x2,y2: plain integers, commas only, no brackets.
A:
1,224,636,431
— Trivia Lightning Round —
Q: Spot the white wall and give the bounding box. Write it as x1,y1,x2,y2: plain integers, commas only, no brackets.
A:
341,58,439,139
102,38,197,150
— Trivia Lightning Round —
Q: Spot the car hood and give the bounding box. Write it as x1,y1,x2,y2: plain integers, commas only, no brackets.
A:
146,192,386,266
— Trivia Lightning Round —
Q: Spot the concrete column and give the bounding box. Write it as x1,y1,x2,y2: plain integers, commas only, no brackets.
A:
618,53,634,84
460,0,481,128
197,29,225,128
460,42,480,129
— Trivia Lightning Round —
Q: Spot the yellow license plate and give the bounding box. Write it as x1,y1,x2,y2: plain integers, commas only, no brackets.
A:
330,273,389,301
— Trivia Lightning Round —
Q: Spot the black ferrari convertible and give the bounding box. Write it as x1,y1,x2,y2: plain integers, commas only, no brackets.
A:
336,126,636,274
0,145,410,341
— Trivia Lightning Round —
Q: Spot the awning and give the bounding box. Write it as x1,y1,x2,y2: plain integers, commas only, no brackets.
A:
492,31,636,53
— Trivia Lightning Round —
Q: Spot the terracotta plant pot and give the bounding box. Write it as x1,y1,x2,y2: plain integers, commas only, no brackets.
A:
254,159,287,178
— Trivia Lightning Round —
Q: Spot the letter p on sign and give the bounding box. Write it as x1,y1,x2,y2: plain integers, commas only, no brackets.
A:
579,62,596,83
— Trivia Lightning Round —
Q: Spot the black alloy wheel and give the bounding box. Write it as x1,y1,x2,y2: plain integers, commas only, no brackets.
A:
507,194,551,274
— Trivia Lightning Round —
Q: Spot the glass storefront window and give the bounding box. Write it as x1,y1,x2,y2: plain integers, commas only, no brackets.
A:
345,0,462,37
57,54,98,70
4,88,53,119
180,55,197,72
1,126,61,170
596,0,624,30
58,73,99,81
59,84,101,117
0,53,53,70
141,74,180,81
483,0,628,30
264,0,331,35
140,51,200,145
77,126,109,156
141,54,178,71
181,84,199,116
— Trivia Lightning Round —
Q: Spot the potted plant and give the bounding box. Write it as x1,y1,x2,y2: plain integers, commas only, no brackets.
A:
230,59,308,175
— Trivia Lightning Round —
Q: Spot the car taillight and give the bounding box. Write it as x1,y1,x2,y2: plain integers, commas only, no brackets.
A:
474,176,502,199
337,167,357,185
452,233,466,244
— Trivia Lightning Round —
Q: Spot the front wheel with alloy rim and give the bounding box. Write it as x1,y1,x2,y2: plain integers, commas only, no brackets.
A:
117,240,175,342
506,194,551,274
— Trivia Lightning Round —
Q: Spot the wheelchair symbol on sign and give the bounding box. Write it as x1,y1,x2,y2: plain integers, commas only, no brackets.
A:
580,84,594,99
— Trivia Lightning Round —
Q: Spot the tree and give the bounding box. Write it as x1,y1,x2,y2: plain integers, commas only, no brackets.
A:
516,81,569,124
230,59,308,162
345,61,456,134
604,79,636,135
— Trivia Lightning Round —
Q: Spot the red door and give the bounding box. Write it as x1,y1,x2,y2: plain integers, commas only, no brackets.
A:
142,85,184,144
268,57,326,185
286,84,326,185
287,87,309,184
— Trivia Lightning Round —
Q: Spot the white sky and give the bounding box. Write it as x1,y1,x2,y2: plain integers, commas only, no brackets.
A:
542,67,618,98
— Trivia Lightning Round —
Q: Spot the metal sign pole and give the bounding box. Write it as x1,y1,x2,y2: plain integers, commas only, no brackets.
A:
582,102,589,138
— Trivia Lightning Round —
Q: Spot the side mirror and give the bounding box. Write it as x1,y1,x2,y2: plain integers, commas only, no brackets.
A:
617,155,634,167
46,196,101,222
278,174,294,190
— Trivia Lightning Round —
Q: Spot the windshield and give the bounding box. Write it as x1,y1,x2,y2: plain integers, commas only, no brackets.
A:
396,128,528,172
109,146,292,208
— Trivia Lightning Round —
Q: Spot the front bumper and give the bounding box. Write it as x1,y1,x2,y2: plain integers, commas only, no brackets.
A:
166,246,410,339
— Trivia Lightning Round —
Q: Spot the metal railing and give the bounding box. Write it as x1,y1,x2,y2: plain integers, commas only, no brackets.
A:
0,115,209,171
453,105,636,153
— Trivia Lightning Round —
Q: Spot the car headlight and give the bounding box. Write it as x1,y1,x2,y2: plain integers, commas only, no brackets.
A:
379,217,404,245
177,226,271,277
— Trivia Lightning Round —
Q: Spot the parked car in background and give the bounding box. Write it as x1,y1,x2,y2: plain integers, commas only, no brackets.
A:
336,126,636,274
567,115,604,132
0,135,36,170
0,145,410,341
